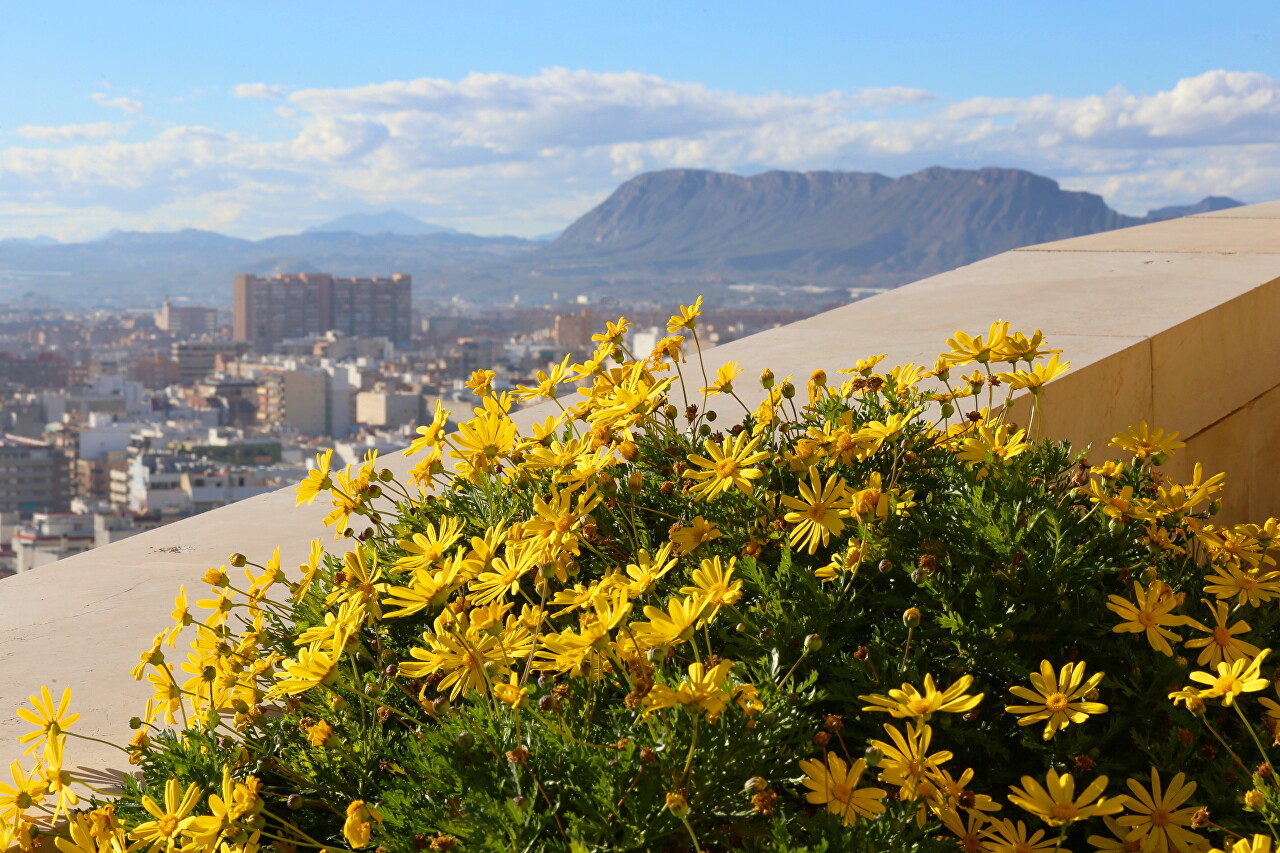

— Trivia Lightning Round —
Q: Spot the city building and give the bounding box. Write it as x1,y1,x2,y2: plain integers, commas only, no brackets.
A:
155,301,219,338
233,273,412,352
13,512,95,573
0,435,70,516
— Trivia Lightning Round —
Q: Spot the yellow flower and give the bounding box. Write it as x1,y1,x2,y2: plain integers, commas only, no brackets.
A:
683,431,770,500
980,818,1059,853
623,544,677,596
670,515,722,555
592,316,632,345
1182,599,1262,668
1106,580,1185,656
680,555,742,625
954,423,1030,474
295,448,334,506
1184,648,1271,706
0,759,47,825
343,799,383,849
15,685,79,755
40,736,79,820
643,659,735,721
395,517,465,573
780,468,851,554
1005,660,1108,741
1116,768,1207,853
871,721,953,795
492,672,529,709
515,353,573,402
797,754,887,826
465,368,496,396
269,646,340,698
860,674,983,720
939,806,987,853
129,778,202,851
631,595,705,650
701,360,742,396
667,295,703,333
405,399,451,456
1110,420,1185,461
941,320,1010,366
1202,565,1280,608
1003,329,1060,363
1082,480,1151,523
1008,767,1120,826
995,354,1070,392
1210,836,1274,853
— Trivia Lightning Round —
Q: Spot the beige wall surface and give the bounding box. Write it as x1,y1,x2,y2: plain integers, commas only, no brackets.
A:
1,202,1279,780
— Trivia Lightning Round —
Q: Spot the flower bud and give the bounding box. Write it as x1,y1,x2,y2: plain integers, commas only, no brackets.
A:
878,559,893,573
628,470,645,495
810,369,827,387
456,731,474,751
287,793,303,809
903,607,922,628
1244,789,1265,809
803,634,822,652
647,646,669,664
229,553,247,568
760,368,775,389
744,776,768,795
864,746,883,767
665,792,689,818
705,409,717,422
780,381,796,399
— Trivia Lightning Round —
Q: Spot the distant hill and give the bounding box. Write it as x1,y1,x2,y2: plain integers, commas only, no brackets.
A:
539,167,1245,287
304,211,458,237
0,169,1246,307
1145,196,1244,221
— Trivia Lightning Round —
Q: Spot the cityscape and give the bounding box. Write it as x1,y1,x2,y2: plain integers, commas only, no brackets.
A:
0,273,819,577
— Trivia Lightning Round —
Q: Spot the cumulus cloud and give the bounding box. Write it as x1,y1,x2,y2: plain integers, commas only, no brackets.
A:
233,83,287,100
17,122,127,142
2,68,1278,237
91,93,145,115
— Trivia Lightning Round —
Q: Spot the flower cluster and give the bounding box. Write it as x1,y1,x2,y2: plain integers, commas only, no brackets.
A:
3,302,1279,852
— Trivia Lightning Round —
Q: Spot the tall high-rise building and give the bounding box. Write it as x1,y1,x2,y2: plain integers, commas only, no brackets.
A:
233,273,412,352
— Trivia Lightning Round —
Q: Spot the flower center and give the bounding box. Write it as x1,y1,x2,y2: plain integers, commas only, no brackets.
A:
908,697,934,716
1137,611,1157,628
831,782,852,804
1212,626,1233,647
715,459,739,478
1050,802,1079,821
1045,693,1070,713
1213,674,1239,694
807,503,829,522
1150,807,1172,828
159,815,179,837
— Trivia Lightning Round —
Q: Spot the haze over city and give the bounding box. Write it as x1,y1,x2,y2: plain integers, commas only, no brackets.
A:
2,1,1279,241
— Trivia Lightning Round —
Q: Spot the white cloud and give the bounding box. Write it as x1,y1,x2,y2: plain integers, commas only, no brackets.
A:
233,83,287,100
91,93,145,115
0,68,1276,237
17,122,127,142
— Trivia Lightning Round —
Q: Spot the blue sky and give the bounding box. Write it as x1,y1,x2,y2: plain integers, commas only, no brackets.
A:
2,1,1279,239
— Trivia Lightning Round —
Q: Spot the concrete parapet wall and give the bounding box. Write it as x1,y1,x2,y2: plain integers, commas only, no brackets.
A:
1,201,1278,778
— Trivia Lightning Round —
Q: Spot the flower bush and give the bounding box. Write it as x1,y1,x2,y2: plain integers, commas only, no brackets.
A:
4,299,1280,853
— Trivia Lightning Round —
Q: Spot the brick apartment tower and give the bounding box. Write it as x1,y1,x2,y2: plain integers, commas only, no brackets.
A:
233,273,412,352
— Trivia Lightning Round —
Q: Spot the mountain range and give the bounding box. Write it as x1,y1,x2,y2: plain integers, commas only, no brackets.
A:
0,168,1243,307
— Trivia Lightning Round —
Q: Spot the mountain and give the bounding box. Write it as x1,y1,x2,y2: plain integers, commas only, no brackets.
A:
0,235,59,247
304,211,459,237
0,168,1246,308
1145,196,1244,221
539,167,1244,289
